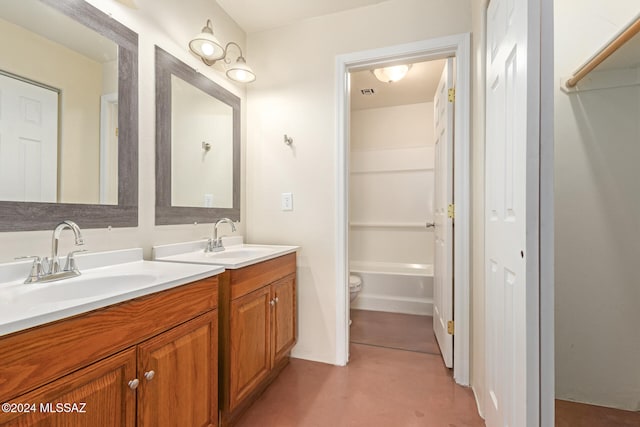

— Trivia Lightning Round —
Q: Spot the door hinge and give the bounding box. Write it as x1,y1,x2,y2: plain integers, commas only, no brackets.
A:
448,88,455,103
447,203,455,219
115,127,119,137
447,320,454,335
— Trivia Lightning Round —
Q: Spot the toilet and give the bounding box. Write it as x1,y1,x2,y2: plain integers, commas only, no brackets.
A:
349,274,362,302
349,274,362,326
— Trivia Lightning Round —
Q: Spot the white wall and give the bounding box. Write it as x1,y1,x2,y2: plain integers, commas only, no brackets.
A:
0,0,247,262
349,103,434,266
245,0,471,364
350,102,434,150
554,0,640,410
470,0,487,417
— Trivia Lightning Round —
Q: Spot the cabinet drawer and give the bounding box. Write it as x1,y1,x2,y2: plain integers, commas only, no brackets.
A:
0,276,218,402
229,253,296,300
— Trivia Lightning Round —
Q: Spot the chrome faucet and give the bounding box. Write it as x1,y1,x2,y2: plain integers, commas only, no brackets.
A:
205,218,236,253
50,220,85,274
16,220,86,284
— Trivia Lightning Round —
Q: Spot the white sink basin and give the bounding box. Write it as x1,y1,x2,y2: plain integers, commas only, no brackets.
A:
0,273,157,306
153,239,299,269
0,249,224,336
204,247,273,260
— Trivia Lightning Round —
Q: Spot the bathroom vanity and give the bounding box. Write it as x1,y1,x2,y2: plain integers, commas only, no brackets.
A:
153,239,298,426
0,250,223,427
218,252,296,426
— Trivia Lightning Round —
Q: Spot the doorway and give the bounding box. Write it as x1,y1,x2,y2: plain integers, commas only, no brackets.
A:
335,33,472,385
347,58,450,358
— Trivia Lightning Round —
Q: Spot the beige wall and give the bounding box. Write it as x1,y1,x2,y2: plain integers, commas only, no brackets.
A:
0,18,103,204
470,0,487,417
554,0,640,410
245,0,471,364
0,0,246,262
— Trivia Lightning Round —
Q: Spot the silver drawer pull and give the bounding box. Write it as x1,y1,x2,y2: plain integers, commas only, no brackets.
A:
128,379,139,390
144,370,155,381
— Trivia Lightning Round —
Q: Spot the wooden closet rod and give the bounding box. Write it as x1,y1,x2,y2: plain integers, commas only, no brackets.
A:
566,16,640,89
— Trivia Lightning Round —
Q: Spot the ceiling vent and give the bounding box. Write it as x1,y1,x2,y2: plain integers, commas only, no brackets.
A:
360,88,375,95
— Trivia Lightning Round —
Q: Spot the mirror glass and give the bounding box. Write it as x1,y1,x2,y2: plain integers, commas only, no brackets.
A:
156,46,240,225
171,75,233,209
0,0,138,232
0,0,119,205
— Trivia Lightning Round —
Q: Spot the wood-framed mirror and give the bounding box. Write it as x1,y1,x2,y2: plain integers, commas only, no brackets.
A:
0,0,138,231
155,46,240,225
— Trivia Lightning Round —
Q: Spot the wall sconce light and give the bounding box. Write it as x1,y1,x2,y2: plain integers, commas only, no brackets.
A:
189,19,256,84
372,64,412,83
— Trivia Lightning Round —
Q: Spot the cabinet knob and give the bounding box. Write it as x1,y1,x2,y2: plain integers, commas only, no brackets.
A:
270,299,275,306
274,296,279,303
144,370,155,381
128,379,140,390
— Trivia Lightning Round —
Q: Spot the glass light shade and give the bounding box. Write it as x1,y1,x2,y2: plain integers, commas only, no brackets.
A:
372,64,412,83
189,32,225,62
226,57,256,83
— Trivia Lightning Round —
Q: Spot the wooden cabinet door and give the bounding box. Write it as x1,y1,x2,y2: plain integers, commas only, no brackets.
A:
229,286,271,411
0,348,136,427
271,274,297,366
137,311,218,427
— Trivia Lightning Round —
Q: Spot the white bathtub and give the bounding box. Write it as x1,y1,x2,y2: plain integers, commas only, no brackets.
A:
349,260,433,315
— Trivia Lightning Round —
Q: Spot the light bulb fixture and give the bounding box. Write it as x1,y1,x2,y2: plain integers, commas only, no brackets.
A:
188,19,225,64
224,44,256,83
372,64,412,83
189,19,256,83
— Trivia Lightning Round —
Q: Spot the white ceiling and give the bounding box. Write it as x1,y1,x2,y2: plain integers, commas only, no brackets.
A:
216,0,387,33
350,59,447,110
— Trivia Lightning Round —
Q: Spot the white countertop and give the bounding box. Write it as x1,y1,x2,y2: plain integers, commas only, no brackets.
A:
0,248,224,337
153,237,299,269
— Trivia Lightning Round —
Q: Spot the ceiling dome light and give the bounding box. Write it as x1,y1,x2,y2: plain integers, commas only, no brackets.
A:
226,56,256,83
189,19,225,64
372,64,412,83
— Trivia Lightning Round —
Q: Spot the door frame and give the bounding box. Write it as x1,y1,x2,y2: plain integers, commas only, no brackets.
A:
100,92,118,204
335,33,472,385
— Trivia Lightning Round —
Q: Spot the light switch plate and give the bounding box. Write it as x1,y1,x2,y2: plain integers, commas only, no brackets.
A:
281,193,293,211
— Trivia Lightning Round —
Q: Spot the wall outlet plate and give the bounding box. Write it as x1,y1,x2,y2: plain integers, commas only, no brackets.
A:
281,193,293,211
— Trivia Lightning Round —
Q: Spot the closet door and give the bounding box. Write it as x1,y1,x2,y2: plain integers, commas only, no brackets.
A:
485,0,544,425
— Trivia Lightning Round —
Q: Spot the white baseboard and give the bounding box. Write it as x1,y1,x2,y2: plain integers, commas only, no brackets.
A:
472,384,485,420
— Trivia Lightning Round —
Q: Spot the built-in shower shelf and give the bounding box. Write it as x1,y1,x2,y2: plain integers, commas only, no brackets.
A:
349,221,430,229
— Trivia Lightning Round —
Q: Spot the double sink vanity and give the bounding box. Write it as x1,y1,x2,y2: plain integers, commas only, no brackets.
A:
0,0,294,425
0,221,298,427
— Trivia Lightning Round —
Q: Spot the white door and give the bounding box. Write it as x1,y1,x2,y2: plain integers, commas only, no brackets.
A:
0,73,58,202
433,57,454,368
485,0,541,425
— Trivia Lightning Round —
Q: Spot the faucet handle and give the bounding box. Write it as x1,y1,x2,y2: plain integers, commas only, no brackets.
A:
64,249,87,272
15,256,43,284
203,237,214,253
15,255,41,262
